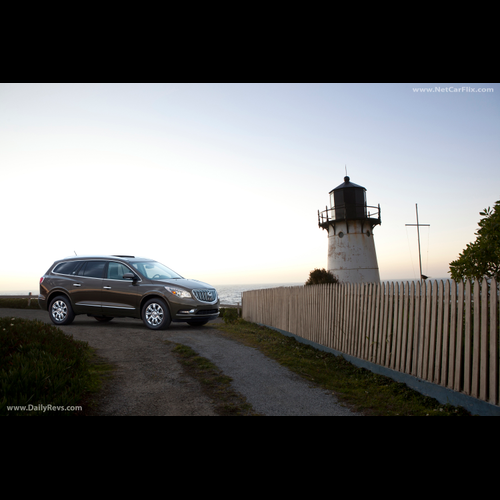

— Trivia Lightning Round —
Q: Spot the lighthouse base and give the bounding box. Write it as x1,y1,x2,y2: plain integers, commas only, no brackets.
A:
327,221,380,284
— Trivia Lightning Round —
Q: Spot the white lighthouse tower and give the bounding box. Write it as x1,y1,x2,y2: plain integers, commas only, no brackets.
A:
318,176,381,283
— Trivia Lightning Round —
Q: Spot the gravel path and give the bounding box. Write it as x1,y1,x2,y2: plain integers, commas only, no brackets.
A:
166,328,360,416
2,309,361,416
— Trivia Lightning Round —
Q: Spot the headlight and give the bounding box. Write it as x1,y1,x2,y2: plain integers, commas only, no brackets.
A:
164,286,192,299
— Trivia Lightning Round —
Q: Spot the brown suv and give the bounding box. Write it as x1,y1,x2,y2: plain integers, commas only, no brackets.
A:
39,255,219,330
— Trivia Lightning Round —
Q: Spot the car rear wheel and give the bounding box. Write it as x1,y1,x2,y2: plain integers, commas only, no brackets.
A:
49,295,75,326
142,298,171,330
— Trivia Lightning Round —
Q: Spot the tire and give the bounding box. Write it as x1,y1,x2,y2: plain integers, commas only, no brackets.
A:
186,320,209,327
141,298,171,330
49,295,75,326
93,316,113,323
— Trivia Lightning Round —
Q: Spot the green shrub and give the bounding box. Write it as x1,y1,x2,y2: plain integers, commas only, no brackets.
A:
223,308,239,324
0,298,40,309
305,268,339,285
0,317,94,416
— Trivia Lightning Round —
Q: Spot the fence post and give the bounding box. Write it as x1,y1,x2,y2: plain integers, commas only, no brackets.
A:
490,278,499,405
464,280,472,395
441,280,450,387
394,282,404,372
427,280,438,382
412,282,421,377
454,281,465,392
434,280,444,385
378,282,388,366
371,283,381,363
471,280,480,398
417,281,427,379
480,278,488,401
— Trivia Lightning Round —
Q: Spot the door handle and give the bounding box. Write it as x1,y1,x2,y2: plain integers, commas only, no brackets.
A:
103,286,112,290
73,283,82,287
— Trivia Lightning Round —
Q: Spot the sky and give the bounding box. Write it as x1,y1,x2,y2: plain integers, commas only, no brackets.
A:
0,83,498,292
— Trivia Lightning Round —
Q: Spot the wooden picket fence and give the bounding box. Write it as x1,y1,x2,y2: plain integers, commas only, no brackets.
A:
242,279,499,406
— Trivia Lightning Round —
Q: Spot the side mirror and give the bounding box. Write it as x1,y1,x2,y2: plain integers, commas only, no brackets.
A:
123,273,139,281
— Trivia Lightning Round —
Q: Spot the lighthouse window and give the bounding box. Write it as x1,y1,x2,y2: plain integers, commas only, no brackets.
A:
355,190,366,206
335,190,344,206
338,232,344,238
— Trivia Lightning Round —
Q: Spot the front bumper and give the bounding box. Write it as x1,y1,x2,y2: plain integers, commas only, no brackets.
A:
173,307,219,322
161,287,219,322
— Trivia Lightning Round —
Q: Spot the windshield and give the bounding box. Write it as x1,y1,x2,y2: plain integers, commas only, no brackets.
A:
131,261,183,280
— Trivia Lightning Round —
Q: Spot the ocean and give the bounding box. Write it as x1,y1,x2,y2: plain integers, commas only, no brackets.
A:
215,283,303,306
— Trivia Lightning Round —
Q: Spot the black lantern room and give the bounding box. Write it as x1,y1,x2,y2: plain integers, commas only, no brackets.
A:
318,176,381,233
330,176,367,220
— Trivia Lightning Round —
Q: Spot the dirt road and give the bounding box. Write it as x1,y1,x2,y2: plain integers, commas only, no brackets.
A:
1,308,360,416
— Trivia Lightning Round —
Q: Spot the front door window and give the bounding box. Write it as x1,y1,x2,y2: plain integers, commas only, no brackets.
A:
101,261,140,315
107,262,134,281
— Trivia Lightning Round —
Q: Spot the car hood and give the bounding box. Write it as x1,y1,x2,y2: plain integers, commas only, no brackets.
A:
160,278,216,290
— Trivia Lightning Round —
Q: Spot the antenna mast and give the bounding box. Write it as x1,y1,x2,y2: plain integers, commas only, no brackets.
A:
405,204,430,284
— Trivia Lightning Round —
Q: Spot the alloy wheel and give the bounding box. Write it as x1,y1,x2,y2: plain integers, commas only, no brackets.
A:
145,302,164,326
52,300,68,322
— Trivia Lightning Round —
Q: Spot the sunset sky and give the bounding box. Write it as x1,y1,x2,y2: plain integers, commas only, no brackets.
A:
1,83,498,292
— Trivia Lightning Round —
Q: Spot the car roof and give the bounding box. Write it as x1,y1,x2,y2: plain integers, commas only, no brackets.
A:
55,255,151,263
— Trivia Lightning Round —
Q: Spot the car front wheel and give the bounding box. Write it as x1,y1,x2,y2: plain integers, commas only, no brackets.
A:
142,298,171,330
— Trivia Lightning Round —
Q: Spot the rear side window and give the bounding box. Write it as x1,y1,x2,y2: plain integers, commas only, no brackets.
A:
77,261,106,278
53,261,82,275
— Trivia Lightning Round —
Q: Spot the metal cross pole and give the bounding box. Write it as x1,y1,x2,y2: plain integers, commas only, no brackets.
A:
405,203,430,284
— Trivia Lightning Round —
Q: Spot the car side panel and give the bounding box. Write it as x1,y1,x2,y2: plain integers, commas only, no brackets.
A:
68,276,103,314
100,278,142,317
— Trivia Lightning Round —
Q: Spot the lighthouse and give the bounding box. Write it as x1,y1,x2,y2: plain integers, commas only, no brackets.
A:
318,176,381,283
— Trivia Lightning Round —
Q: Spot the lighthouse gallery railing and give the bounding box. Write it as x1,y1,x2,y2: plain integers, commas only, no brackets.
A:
318,204,381,229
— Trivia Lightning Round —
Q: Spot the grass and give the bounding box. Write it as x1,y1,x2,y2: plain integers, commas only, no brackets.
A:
209,318,472,416
166,341,260,416
76,351,116,415
0,316,114,416
0,297,41,310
